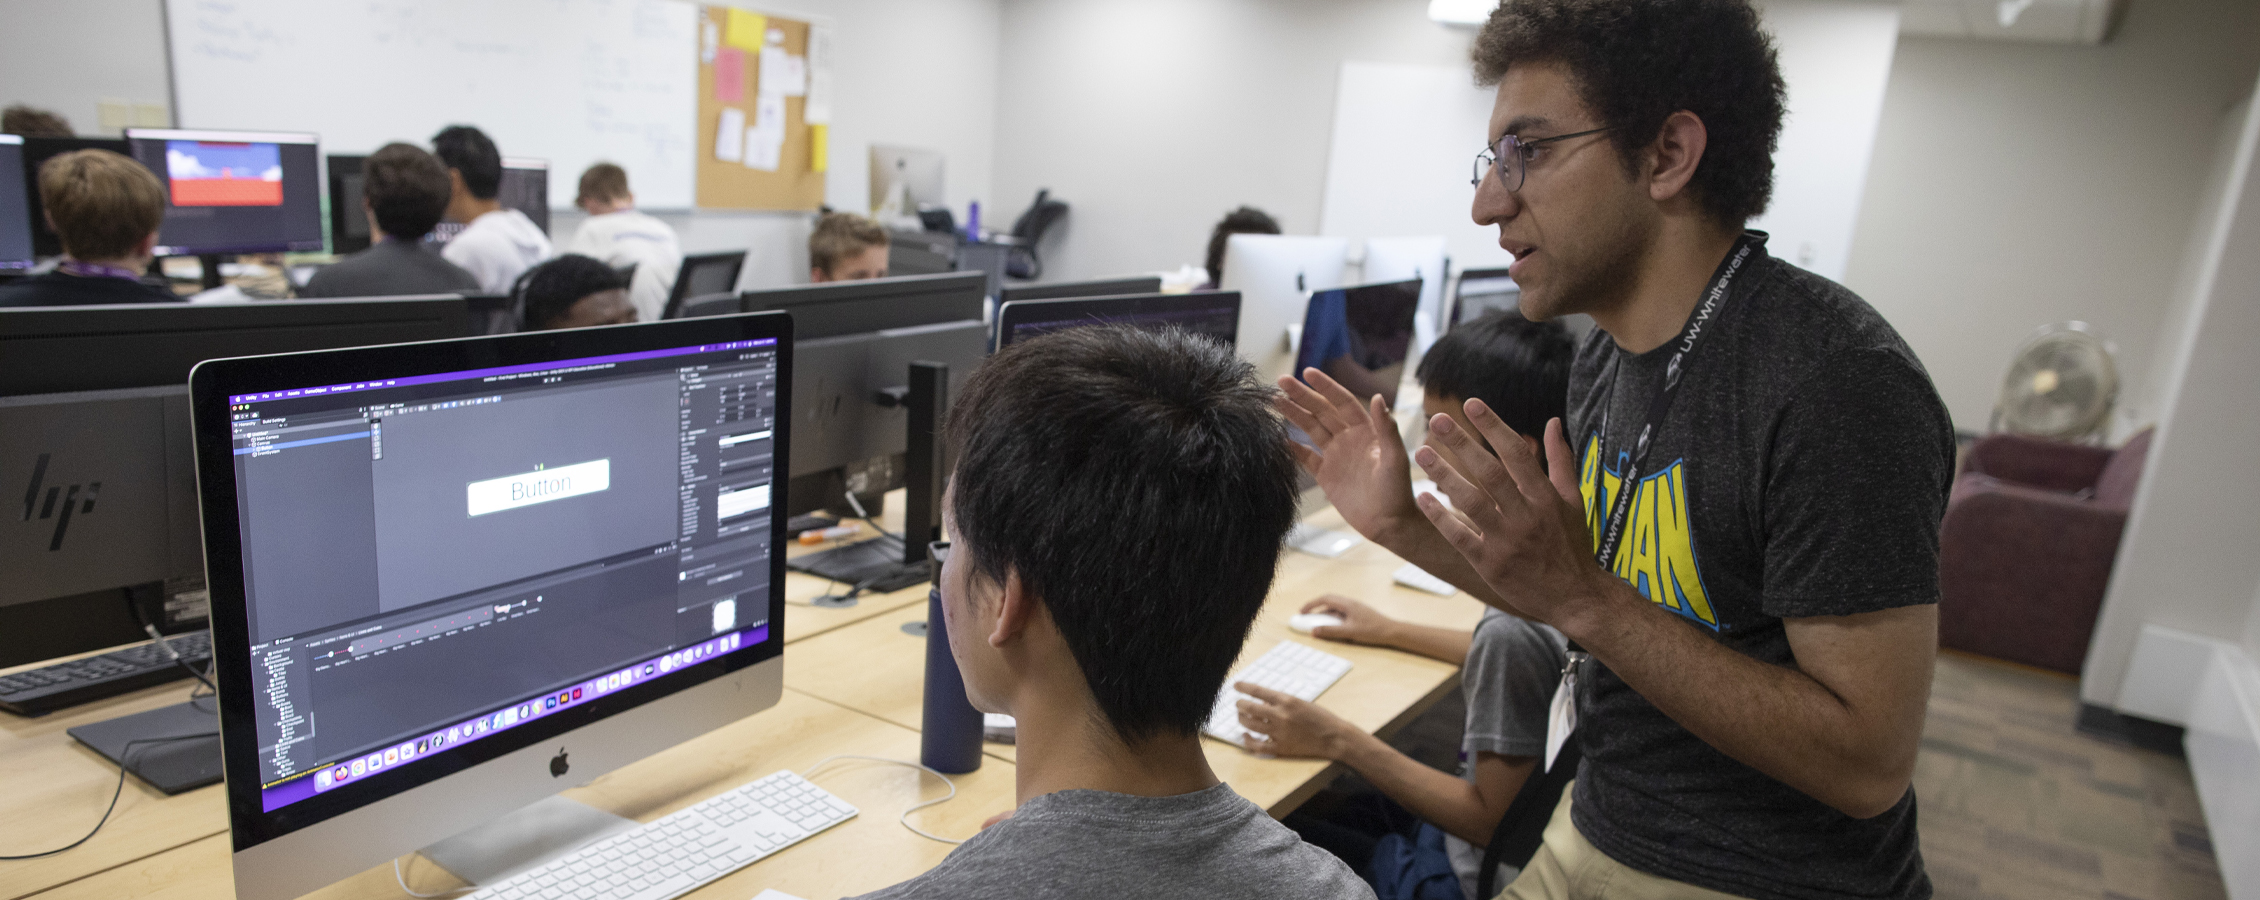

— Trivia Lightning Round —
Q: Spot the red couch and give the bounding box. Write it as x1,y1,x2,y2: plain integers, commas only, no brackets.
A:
1937,428,2154,675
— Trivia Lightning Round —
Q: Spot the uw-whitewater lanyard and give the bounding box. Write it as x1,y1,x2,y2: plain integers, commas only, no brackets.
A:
1541,231,1765,772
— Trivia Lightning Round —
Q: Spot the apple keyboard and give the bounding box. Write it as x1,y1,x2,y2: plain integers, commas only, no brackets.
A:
1205,640,1352,746
464,771,856,900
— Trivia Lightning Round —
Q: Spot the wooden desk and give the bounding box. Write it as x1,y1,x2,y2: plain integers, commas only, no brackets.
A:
785,505,1486,815
780,489,934,644
25,691,1016,900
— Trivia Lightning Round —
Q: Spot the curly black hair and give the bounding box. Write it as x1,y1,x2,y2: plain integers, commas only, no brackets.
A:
1473,0,1787,226
516,254,626,330
1203,206,1281,287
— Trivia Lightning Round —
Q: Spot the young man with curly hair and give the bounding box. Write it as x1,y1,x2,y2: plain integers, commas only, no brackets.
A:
1277,1,1953,898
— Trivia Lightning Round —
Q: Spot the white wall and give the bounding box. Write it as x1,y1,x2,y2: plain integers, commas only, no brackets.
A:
990,0,1472,284
1743,0,1899,282
1843,0,2260,434
1,0,1000,291
0,0,175,135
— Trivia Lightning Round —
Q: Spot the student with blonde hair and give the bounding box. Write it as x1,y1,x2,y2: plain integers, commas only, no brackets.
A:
0,149,178,307
808,211,888,282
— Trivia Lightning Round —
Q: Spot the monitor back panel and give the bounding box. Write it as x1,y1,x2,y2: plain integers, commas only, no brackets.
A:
0,297,474,396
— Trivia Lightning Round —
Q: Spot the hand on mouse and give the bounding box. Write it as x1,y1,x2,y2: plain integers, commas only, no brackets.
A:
1300,595,1398,648
1234,682,1352,760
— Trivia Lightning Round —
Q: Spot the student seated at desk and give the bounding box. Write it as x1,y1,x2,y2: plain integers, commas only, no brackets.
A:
517,254,636,330
849,326,1372,900
1243,313,1573,900
1201,205,1279,290
566,162,681,323
0,149,180,307
299,143,481,298
808,211,888,282
432,124,551,294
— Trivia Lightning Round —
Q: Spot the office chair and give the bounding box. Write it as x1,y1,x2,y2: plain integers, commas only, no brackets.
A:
1004,189,1068,280
663,251,748,319
679,292,741,319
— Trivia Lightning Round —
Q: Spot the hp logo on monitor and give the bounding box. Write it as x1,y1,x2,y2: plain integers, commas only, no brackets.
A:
20,454,99,551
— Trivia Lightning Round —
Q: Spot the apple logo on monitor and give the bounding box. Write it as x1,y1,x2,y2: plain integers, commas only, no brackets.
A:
549,748,570,778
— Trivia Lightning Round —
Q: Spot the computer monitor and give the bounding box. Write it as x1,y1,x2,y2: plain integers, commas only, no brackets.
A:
189,313,793,900
998,275,1164,305
1451,266,1519,328
1220,234,1348,381
0,297,477,669
0,296,475,397
123,128,325,257
1294,279,1423,409
19,136,134,259
1363,236,1448,357
0,136,31,272
327,154,372,255
994,290,1241,351
725,270,986,339
868,144,945,213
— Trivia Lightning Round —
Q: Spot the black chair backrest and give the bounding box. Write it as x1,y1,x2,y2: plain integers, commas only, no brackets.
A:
1005,189,1068,280
679,292,742,320
1476,737,1583,899
663,251,748,319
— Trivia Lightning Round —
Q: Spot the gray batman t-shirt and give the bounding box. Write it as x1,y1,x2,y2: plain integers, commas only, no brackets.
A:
846,782,1375,900
1563,244,1953,900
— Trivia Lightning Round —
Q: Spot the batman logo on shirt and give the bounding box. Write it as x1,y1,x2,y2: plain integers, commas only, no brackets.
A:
1578,433,1718,629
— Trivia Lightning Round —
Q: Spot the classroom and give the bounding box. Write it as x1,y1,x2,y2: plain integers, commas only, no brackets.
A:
3,1,2258,899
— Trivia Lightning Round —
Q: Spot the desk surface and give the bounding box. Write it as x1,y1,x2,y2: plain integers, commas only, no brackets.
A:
6,505,1483,899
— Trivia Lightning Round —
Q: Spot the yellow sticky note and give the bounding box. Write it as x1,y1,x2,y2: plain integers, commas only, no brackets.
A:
724,8,767,52
809,124,828,173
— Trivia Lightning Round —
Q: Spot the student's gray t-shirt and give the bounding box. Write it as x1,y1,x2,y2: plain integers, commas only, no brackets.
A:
1564,246,1952,900
1444,609,1566,900
845,783,1374,900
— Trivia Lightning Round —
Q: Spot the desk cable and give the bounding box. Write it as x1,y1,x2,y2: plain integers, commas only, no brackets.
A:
800,755,966,845
0,730,218,860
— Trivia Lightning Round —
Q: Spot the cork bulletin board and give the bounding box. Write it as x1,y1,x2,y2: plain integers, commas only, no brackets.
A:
695,4,828,210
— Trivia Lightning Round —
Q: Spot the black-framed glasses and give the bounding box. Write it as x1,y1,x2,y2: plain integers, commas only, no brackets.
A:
1471,127,1613,192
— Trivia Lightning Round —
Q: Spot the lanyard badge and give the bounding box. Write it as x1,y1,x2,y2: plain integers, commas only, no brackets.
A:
1538,232,1764,773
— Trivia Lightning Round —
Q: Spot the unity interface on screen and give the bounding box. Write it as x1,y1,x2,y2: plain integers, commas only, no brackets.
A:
223,339,781,812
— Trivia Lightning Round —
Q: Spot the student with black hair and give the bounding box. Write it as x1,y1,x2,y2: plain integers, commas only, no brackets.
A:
1202,205,1280,289
847,326,1372,900
517,254,635,331
432,125,551,294
1280,1,1952,897
300,143,481,298
1242,313,1574,900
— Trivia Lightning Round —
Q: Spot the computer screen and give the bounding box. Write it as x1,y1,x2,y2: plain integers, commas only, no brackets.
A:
327,154,372,255
0,136,31,271
1220,234,1348,381
1295,279,1422,408
1451,267,1520,329
124,128,324,257
193,317,790,871
19,136,134,259
994,291,1241,350
997,276,1164,305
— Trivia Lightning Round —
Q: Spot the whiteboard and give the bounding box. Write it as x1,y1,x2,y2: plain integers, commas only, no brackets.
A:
167,0,698,210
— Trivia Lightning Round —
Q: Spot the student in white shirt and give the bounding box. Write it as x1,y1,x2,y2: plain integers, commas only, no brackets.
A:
565,162,682,323
431,125,551,294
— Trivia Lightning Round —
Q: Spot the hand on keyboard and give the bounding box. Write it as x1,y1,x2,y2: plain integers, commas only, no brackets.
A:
1230,682,1356,760
1202,641,1350,750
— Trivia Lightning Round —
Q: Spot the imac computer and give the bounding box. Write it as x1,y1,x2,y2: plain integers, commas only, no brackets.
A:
18,136,134,259
1219,234,1348,381
1,297,475,677
426,157,552,246
0,135,32,272
1294,279,1424,409
1362,236,1448,361
994,290,1241,351
997,275,1164,305
123,129,326,259
868,144,945,217
188,313,793,900
327,153,372,255
714,272,987,593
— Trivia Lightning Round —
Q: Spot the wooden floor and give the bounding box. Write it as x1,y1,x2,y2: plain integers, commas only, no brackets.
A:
1916,652,2225,900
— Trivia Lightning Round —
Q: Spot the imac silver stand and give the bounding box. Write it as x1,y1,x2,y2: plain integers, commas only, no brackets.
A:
420,794,638,887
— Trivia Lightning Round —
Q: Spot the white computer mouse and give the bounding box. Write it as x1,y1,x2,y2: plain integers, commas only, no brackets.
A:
1289,613,1344,635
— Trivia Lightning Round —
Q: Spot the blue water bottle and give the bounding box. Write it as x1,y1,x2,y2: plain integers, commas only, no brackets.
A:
920,554,983,773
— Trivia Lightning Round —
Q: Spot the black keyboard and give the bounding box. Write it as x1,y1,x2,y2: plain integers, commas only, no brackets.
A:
0,631,212,717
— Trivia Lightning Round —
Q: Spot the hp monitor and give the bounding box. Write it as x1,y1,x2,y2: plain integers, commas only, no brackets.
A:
1294,279,1423,408
997,275,1164,305
19,136,134,259
0,136,30,271
727,271,986,339
190,313,793,900
1219,234,1348,381
994,291,1241,351
124,129,324,257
